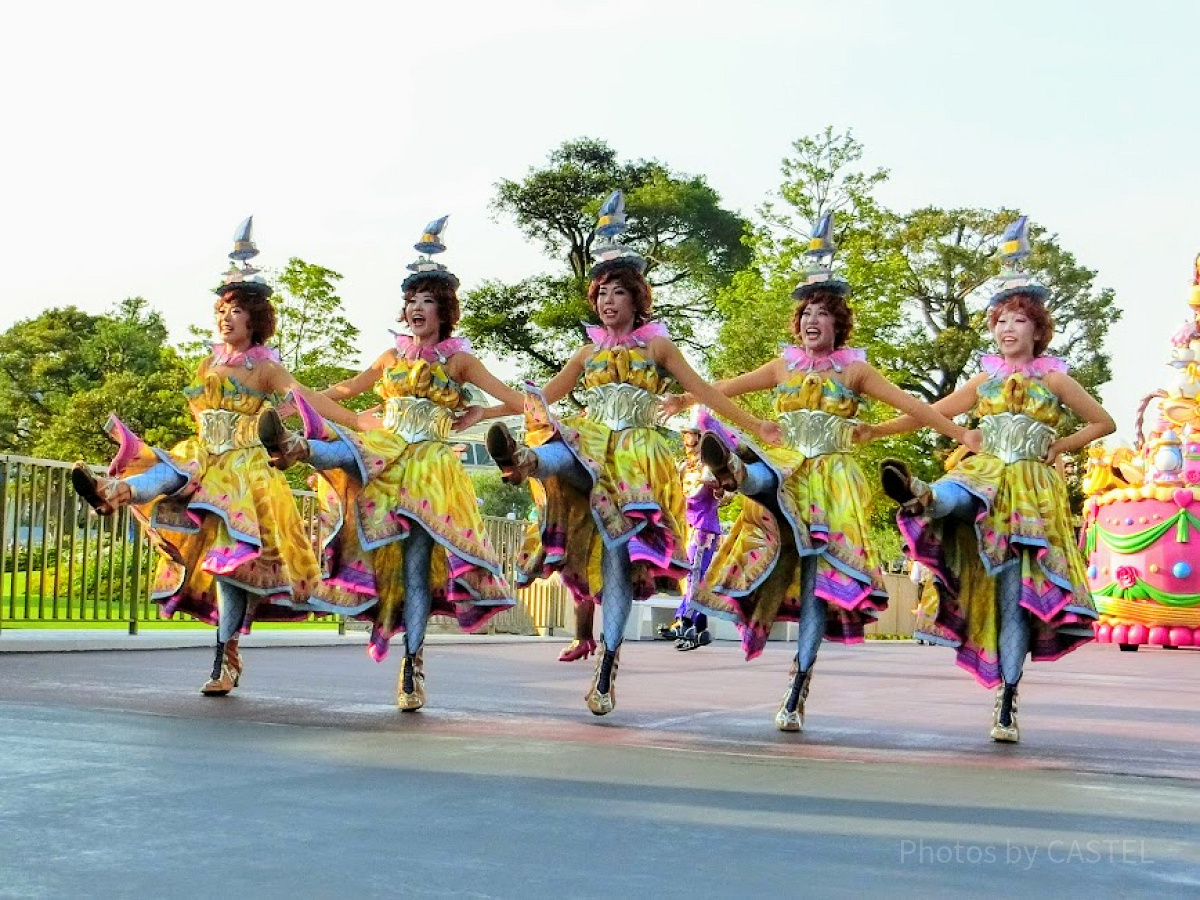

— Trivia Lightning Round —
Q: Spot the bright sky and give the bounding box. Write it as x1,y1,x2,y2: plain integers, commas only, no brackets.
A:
4,1,1198,443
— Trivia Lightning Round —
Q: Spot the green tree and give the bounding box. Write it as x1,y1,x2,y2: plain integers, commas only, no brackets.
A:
712,128,1120,533
273,258,363,392
710,127,894,416
181,258,364,393
460,138,751,381
458,275,578,387
877,208,1120,403
33,359,192,463
470,472,534,520
0,298,189,460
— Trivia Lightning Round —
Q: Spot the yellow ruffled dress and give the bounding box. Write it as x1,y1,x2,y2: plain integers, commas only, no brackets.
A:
306,336,514,659
106,362,326,628
897,354,1096,687
698,345,886,659
518,322,690,607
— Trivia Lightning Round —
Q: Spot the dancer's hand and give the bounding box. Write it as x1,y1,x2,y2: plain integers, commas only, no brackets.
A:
757,419,783,445
659,393,692,420
852,423,876,444
962,428,984,454
1045,438,1068,467
355,409,383,431
452,406,485,432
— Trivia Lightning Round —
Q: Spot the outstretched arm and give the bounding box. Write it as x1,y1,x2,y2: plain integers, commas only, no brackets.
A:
660,359,781,417
539,347,590,406
322,349,393,402
866,374,984,440
1043,371,1116,464
260,362,363,431
851,363,981,450
456,354,525,413
652,339,780,444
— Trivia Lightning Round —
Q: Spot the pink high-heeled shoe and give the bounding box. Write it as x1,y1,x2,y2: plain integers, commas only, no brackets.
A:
558,638,597,662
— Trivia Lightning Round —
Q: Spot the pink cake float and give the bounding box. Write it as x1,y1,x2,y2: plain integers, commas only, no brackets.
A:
1081,255,1200,649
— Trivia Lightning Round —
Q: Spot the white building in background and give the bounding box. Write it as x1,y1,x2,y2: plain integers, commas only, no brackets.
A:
448,416,523,473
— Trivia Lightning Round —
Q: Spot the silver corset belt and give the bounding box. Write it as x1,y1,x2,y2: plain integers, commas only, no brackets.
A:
582,383,660,430
382,396,454,443
980,412,1055,464
197,409,261,455
778,409,855,457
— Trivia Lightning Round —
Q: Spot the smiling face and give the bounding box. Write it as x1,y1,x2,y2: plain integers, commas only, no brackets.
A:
990,306,1037,361
790,290,852,353
987,293,1053,358
797,299,838,354
594,279,636,333
402,289,443,342
215,294,253,349
587,268,651,334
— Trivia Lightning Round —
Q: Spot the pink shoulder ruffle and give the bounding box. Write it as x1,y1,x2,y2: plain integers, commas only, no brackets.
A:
781,345,866,371
208,343,281,367
980,354,1067,378
393,332,473,361
584,320,669,349
246,345,281,364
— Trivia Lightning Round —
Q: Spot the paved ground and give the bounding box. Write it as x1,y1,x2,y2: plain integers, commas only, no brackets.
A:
1,639,1197,897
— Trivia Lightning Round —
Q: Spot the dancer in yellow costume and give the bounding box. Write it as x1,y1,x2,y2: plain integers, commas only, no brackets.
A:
260,217,519,710
71,218,365,696
483,191,781,716
663,213,977,732
871,217,1114,742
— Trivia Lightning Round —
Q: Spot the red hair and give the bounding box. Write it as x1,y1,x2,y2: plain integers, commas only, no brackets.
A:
403,278,460,340
791,290,854,348
587,268,652,326
987,294,1054,356
215,289,276,345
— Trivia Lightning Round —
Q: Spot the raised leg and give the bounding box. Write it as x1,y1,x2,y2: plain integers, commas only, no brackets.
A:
124,462,188,502
306,438,357,473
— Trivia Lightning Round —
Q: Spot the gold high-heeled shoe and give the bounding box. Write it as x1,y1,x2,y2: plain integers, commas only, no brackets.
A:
990,684,1020,742
774,659,813,732
397,649,426,711
201,640,240,696
585,644,620,715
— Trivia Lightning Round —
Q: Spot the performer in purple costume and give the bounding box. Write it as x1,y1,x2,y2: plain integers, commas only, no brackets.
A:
668,420,725,650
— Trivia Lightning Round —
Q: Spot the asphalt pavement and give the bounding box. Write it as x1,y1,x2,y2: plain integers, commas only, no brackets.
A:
1,638,1197,898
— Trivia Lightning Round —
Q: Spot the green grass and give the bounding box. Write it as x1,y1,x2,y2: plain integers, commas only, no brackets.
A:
1,569,345,630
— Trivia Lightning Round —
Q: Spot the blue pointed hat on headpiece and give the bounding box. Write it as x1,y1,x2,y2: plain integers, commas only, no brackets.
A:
589,190,648,279
214,216,273,297
402,215,460,291
791,212,850,300
988,216,1049,307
